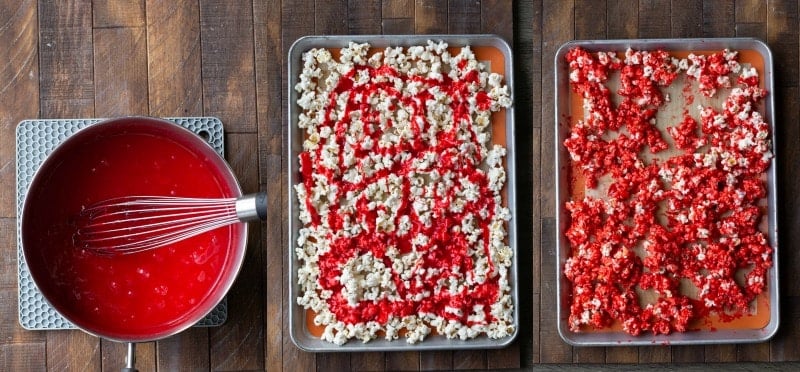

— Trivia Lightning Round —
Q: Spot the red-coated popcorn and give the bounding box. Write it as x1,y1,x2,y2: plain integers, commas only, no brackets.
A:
564,47,773,335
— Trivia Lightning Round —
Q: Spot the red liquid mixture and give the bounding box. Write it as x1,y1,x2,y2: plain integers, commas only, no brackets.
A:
23,125,242,340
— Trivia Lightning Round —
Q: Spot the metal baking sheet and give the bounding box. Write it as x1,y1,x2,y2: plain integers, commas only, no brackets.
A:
287,35,518,352
554,38,779,346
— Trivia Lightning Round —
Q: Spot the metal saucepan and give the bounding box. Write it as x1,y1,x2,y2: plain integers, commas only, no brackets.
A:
20,117,248,371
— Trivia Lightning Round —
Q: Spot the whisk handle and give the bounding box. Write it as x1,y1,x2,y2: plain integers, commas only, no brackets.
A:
235,191,268,222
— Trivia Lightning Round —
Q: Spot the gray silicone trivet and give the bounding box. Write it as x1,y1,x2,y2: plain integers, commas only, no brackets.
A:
16,117,228,330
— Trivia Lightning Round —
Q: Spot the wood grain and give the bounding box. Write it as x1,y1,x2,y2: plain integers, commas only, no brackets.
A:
317,0,347,34
157,329,210,370
93,0,145,28
209,135,265,371
0,0,38,218
607,0,638,38
671,0,703,38
482,0,513,43
93,26,148,117
702,0,735,36
575,0,607,40
383,0,414,19
735,0,766,23
200,0,257,133
38,0,95,118
513,8,541,364
1,342,46,372
349,0,382,34
145,0,203,117
638,0,671,38
280,0,316,371
253,1,286,371
448,0,480,34
415,0,447,33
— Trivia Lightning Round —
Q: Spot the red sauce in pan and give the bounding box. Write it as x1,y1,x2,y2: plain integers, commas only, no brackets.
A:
23,125,242,340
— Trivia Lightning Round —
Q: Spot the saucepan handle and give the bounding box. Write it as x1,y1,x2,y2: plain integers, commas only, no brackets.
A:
120,342,137,372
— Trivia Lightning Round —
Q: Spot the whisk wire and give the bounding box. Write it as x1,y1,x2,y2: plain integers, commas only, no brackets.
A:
74,193,265,255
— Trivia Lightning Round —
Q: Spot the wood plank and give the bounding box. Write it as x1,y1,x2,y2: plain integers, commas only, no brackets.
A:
607,0,638,38
540,218,571,363
419,345,451,369
386,351,420,370
253,2,285,370
638,345,671,363
93,27,148,117
574,347,605,363
0,287,46,344
316,353,351,371
702,0,735,36
638,0,671,38
540,0,571,363
481,0,513,42
415,0,447,33
420,351,452,370
47,331,101,371
383,0,414,18
0,0,38,218
771,296,800,361
382,18,415,33
448,0,481,34
768,2,799,307
38,0,94,118
704,344,737,362
575,0,607,40
281,0,317,370
316,0,347,34
670,0,703,38
348,0,381,34
453,349,486,370
351,352,385,371
671,345,704,363
145,0,203,117
199,0,257,133
736,342,770,362
1,342,46,372
210,132,265,371
541,0,572,219
381,0,414,35
605,346,638,363
526,125,544,365
0,219,45,346
735,22,766,40
766,0,799,88
156,329,210,370
735,0,766,23
92,0,145,28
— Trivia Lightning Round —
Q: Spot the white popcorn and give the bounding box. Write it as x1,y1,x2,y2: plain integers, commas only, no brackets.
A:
294,41,514,345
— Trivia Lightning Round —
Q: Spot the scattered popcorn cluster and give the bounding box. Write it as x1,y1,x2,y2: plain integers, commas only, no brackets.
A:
563,47,773,336
294,41,514,345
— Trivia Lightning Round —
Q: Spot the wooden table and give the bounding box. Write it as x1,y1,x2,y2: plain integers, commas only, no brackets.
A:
1,1,798,370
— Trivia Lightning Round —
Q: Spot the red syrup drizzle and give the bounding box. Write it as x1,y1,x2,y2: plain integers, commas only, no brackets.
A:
299,62,502,326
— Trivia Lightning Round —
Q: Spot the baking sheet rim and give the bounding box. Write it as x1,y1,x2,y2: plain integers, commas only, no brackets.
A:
286,34,520,352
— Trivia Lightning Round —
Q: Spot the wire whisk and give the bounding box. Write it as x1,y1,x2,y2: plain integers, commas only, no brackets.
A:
74,192,266,255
